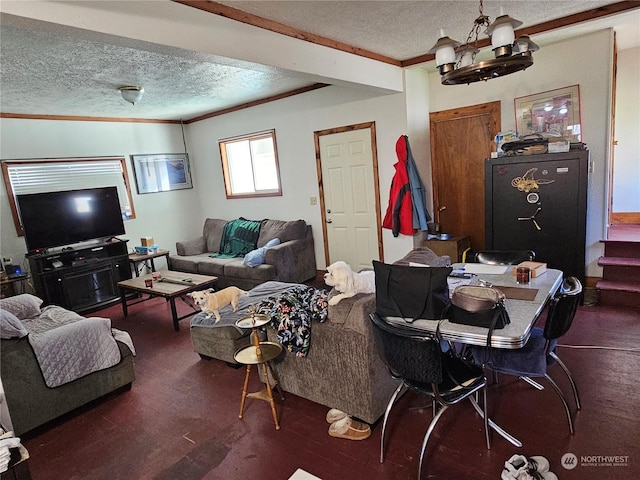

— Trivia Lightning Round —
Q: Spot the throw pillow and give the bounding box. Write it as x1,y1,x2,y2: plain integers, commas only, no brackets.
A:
242,238,281,267
0,293,43,320
0,309,28,339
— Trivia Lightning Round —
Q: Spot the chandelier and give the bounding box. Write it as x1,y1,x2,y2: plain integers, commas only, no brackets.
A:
428,0,539,85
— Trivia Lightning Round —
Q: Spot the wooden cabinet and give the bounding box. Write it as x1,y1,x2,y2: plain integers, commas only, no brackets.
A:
27,240,131,313
423,235,471,263
485,151,588,284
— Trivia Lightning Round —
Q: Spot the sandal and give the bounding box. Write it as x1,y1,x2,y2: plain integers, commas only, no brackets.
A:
328,417,371,441
326,408,348,423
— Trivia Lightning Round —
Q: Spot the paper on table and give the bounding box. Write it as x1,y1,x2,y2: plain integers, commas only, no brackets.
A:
462,264,509,274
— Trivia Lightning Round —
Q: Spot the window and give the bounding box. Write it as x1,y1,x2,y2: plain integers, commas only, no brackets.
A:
219,130,282,198
2,156,136,236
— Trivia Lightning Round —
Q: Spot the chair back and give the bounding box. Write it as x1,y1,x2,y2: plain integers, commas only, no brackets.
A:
465,250,535,265
543,276,583,341
370,313,443,385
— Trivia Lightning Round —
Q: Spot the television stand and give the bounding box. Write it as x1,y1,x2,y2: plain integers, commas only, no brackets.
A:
27,239,131,313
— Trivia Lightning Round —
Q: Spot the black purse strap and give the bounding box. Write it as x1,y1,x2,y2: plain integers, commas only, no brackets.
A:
480,303,510,364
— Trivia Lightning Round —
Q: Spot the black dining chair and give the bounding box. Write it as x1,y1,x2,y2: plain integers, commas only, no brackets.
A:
471,276,583,434
464,249,536,265
370,313,490,479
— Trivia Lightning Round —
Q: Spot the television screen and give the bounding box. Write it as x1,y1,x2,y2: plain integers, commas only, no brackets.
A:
17,187,126,252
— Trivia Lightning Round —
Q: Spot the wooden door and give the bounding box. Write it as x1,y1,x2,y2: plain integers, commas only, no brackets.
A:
430,102,500,251
314,122,383,269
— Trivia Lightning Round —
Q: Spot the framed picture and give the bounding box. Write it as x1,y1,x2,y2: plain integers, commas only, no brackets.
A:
131,153,192,194
514,85,582,141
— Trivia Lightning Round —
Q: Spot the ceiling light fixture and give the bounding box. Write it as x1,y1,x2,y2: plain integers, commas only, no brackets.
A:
118,86,144,105
429,0,538,85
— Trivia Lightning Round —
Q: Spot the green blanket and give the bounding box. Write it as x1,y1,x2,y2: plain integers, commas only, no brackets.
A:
211,218,262,258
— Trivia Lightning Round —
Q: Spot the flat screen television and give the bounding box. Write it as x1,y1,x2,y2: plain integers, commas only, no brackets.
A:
17,186,126,253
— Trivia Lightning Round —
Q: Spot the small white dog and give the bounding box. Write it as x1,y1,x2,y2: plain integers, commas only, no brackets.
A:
187,286,247,323
324,260,376,306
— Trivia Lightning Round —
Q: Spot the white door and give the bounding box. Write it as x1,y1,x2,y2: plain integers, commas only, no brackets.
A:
316,123,382,270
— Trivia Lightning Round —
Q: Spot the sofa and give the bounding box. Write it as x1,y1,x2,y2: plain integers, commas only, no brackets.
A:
0,294,135,435
190,247,451,424
168,218,317,290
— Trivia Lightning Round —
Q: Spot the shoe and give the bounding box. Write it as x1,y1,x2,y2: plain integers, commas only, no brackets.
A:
326,408,348,423
328,417,371,441
501,455,551,480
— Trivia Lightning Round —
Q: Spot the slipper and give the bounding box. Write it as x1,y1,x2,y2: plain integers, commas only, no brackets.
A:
328,417,371,441
326,408,348,423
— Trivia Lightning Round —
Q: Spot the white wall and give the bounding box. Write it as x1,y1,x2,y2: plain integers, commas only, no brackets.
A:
428,29,614,278
0,85,416,274
186,84,413,269
404,67,434,246
613,46,640,212
0,119,200,269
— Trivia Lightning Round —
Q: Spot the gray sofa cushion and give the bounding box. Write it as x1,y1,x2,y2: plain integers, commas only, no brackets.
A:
257,219,306,247
196,257,237,276
203,218,228,253
224,260,276,282
168,254,203,273
176,237,207,256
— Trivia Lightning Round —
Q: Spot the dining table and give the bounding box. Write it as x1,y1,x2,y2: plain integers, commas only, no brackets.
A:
382,263,564,448
385,263,563,349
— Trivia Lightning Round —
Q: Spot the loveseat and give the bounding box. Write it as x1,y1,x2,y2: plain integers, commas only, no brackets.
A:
190,247,450,424
0,294,135,435
168,218,317,290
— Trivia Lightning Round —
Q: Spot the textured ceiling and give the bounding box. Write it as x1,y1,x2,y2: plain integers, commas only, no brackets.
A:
217,0,625,60
1,1,638,121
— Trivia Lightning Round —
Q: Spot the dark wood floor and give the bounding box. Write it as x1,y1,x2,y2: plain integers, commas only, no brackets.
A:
21,291,640,480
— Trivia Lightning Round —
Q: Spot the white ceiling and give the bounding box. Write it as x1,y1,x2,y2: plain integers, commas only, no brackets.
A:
1,1,639,122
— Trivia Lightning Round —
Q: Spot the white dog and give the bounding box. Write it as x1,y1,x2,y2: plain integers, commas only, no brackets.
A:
187,286,247,323
324,261,376,306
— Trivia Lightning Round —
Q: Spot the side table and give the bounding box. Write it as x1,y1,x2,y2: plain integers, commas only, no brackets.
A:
128,249,170,277
0,275,30,299
234,314,284,430
423,235,471,263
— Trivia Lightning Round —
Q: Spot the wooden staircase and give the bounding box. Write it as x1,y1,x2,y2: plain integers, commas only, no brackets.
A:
597,237,640,309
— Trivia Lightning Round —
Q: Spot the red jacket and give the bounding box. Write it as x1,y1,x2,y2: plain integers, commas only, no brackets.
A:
383,136,416,237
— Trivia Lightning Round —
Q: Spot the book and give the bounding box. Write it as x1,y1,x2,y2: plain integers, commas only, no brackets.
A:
512,261,547,278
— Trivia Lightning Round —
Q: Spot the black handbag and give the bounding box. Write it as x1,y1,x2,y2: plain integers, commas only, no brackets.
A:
444,285,511,353
373,260,452,322
446,285,510,329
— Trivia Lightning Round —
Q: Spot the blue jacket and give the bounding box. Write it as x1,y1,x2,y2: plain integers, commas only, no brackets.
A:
404,136,431,230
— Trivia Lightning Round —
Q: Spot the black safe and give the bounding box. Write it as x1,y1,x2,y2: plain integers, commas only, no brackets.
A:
485,150,589,284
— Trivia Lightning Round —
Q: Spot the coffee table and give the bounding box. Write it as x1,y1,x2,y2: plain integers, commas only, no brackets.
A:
117,270,217,331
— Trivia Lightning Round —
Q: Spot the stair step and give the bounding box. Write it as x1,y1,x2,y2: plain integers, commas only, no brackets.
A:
600,239,640,258
598,256,640,268
596,280,640,308
596,279,640,294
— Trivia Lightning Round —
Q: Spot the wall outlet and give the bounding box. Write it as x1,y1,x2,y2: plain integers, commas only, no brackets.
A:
310,197,317,205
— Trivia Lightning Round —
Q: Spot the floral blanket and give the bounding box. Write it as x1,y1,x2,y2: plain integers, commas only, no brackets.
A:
255,285,329,357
